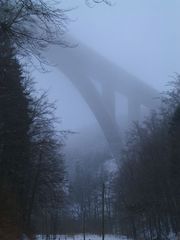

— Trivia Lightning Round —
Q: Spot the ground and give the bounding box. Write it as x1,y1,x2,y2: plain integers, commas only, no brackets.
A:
35,234,129,240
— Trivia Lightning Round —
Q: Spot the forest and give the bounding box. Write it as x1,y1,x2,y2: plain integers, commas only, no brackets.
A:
0,1,180,240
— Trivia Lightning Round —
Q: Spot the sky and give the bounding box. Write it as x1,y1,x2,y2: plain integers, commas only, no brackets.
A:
33,0,180,133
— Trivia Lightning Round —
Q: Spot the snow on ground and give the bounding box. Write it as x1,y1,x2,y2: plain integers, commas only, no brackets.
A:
36,234,129,240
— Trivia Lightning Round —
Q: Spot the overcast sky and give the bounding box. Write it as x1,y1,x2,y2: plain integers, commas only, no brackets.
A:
33,0,180,132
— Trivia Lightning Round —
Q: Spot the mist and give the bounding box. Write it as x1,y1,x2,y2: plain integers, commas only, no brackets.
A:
32,0,180,158
1,0,180,239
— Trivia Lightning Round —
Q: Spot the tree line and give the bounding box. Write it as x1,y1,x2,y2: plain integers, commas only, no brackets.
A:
114,76,180,240
0,41,66,239
0,1,68,238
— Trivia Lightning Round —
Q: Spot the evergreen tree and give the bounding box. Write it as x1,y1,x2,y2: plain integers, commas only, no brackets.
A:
0,43,65,238
0,43,32,238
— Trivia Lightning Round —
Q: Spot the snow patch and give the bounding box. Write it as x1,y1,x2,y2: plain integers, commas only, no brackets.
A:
36,234,129,240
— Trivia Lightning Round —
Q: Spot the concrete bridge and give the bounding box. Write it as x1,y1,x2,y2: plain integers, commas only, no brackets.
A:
46,38,159,159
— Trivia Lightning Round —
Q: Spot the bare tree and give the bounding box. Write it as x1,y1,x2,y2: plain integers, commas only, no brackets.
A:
0,0,69,61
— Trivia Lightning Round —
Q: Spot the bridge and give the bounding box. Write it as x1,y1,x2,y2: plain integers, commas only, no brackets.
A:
46,38,159,160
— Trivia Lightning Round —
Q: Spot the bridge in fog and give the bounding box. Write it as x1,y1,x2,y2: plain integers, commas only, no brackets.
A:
47,38,159,159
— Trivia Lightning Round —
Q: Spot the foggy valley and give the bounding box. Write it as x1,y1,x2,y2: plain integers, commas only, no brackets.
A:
0,0,180,240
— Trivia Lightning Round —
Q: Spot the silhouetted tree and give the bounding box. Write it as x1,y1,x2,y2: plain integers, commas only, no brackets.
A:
114,76,180,240
0,43,32,238
0,44,65,238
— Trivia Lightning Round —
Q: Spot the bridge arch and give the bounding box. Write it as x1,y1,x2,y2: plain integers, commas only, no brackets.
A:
46,38,159,159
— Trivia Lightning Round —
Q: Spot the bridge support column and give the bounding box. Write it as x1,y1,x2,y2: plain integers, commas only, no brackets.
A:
102,83,116,124
128,99,141,123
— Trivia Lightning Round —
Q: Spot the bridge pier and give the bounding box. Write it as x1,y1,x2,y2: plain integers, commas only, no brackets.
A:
102,83,116,125
128,99,141,123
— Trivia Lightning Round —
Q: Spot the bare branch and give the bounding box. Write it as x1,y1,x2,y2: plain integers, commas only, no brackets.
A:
0,0,69,62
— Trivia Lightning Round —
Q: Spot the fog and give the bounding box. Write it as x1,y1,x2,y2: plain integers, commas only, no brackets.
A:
32,0,180,157
2,1,180,237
